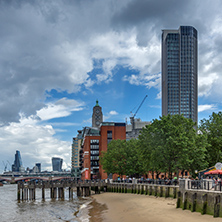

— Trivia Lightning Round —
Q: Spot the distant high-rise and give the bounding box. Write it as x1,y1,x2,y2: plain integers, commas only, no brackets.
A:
52,157,63,172
35,163,41,173
162,26,198,123
12,150,23,172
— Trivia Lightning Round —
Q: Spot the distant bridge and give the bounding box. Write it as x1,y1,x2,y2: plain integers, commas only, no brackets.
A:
0,176,72,182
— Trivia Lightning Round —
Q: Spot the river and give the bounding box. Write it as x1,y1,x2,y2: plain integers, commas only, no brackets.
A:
0,184,92,222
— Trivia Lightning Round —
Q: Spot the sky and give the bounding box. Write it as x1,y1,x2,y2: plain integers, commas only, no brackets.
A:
1,0,222,173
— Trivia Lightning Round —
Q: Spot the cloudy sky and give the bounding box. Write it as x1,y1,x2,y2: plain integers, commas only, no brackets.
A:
1,0,222,173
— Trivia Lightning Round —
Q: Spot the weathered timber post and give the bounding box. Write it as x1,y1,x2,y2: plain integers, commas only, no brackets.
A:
149,185,152,195
125,184,127,193
137,184,140,194
17,182,21,200
54,187,57,199
77,186,81,197
154,186,157,196
202,194,207,215
69,187,73,199
29,188,32,200
176,191,181,208
50,181,55,199
182,192,188,210
42,181,45,200
145,185,148,195
214,195,220,217
191,193,197,212
165,187,169,198
141,185,144,195
21,183,24,201
160,186,163,197
33,181,36,200
61,187,64,199
173,187,177,198
24,187,28,200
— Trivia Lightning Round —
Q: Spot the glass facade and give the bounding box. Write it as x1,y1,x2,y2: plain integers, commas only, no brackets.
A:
52,157,63,172
12,150,23,172
162,26,198,123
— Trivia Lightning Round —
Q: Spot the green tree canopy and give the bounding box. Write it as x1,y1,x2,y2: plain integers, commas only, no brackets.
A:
139,114,207,177
199,112,222,166
100,139,127,177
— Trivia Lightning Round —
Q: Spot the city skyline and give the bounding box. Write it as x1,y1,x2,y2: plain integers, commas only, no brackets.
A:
1,0,222,172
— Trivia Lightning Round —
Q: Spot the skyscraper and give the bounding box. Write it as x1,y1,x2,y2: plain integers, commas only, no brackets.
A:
12,150,23,172
162,26,198,123
52,157,63,172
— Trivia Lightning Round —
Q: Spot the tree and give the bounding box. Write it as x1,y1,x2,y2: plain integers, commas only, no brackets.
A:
139,114,207,177
125,139,145,177
199,112,222,167
100,139,127,177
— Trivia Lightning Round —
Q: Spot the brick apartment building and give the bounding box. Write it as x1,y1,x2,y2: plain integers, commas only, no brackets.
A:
80,122,126,180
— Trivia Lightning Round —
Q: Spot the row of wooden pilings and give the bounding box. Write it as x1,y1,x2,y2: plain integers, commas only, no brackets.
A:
17,180,105,201
107,182,178,198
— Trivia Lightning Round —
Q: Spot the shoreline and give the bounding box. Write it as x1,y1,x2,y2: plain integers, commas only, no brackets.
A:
89,193,221,222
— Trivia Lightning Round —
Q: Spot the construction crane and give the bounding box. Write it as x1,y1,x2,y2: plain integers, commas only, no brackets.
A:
130,95,148,130
2,161,7,172
7,160,12,171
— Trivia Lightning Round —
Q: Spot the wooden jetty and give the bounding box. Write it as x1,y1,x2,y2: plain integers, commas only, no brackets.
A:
17,180,106,201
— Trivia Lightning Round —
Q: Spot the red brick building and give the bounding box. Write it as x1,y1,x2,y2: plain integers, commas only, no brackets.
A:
99,122,126,179
80,122,126,180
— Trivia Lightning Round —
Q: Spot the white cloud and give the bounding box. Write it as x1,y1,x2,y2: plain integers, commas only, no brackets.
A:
0,115,71,171
36,98,84,121
109,110,118,115
198,104,217,112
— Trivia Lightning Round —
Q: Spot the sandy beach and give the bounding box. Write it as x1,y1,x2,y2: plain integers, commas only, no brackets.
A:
89,193,221,222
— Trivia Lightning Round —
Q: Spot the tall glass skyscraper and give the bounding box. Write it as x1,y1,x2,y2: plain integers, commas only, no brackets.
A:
12,150,23,172
162,26,198,123
52,157,63,172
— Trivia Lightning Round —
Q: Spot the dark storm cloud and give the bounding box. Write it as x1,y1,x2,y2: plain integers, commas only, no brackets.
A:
1,0,222,125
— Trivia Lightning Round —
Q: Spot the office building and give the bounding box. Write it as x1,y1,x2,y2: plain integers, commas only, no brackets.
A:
71,130,83,179
52,157,63,172
35,163,41,173
162,26,198,123
12,150,23,172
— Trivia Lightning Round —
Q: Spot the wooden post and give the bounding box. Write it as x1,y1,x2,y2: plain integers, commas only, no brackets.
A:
42,181,45,200
33,181,36,200
29,188,32,200
21,183,24,201
54,187,57,199
17,183,20,200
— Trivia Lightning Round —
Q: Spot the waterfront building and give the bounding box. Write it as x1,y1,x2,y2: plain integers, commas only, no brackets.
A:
71,130,83,179
12,150,23,172
80,122,126,180
162,26,198,123
52,157,63,172
99,122,126,179
80,127,100,180
92,100,103,128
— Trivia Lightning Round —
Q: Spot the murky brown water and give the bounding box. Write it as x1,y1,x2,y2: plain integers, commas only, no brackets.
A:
0,184,92,222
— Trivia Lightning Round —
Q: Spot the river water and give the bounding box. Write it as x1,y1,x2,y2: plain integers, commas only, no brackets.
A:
0,184,93,222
